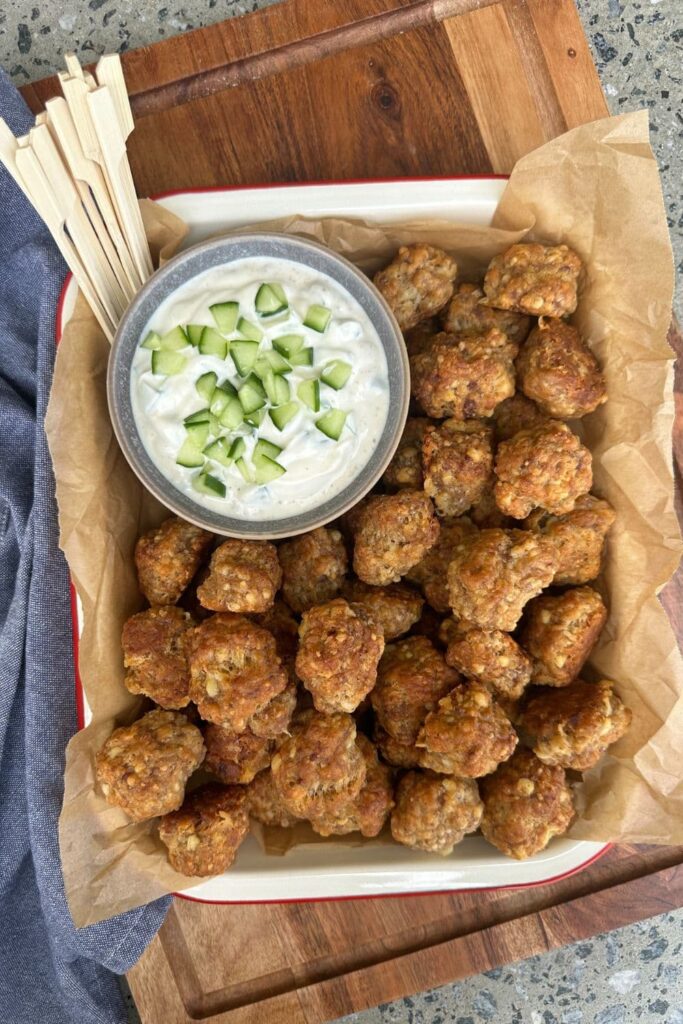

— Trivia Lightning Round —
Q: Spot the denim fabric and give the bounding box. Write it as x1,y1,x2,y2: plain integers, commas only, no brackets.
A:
0,70,169,1024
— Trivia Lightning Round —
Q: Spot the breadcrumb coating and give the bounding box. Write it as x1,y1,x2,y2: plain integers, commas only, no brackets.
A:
416,682,517,777
391,771,483,855
483,243,582,318
135,517,213,606
158,783,248,876
494,421,592,518
520,587,607,687
443,622,532,699
374,244,458,330
197,539,281,614
411,329,517,419
352,490,440,586
371,636,460,744
422,418,493,517
516,318,607,418
523,495,616,586
122,606,194,709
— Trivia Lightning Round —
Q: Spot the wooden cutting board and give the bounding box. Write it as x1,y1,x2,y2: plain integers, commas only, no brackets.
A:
22,1,683,1021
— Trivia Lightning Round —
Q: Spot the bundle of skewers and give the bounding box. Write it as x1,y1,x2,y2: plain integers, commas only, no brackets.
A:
0,52,151,341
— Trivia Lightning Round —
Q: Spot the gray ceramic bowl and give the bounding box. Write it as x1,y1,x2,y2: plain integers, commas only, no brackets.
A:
107,231,409,539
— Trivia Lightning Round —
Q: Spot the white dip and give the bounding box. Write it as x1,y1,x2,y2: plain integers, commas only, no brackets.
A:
130,256,390,520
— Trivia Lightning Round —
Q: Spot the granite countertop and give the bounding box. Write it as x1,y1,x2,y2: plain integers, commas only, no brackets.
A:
3,2,682,1022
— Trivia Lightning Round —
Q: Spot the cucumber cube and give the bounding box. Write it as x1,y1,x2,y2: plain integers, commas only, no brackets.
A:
254,438,283,461
203,437,233,467
253,454,286,484
229,437,247,461
219,397,245,429
269,402,299,431
141,330,161,350
185,421,210,448
184,408,210,425
288,348,314,367
264,370,290,406
255,282,288,318
193,471,226,498
151,350,186,375
210,385,237,417
235,456,252,482
159,325,190,350
297,378,320,411
263,349,291,374
195,371,217,403
236,317,263,343
210,301,239,334
272,334,304,358
245,408,267,427
176,437,205,468
231,340,259,376
321,360,352,391
316,409,347,440
199,327,228,359
238,374,266,414
186,324,205,346
304,304,331,333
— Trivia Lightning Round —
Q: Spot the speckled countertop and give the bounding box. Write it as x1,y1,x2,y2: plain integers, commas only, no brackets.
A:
3,2,682,1022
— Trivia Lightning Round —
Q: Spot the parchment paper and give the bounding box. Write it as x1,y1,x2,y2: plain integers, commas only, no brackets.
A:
48,112,682,928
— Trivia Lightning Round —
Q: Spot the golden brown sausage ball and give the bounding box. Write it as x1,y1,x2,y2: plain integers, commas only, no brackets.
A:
411,329,517,419
492,392,551,444
441,282,532,344
203,722,274,785
371,636,460,744
197,539,282,614
422,419,493,517
188,614,287,730
122,606,194,709
494,421,593,519
416,682,517,778
374,244,458,331
523,495,616,586
247,679,297,738
295,598,384,713
520,586,607,687
373,724,422,769
158,783,249,876
442,622,532,699
135,517,213,606
469,481,510,529
271,710,366,819
310,735,394,838
479,748,575,859
391,771,483,855
406,516,478,613
352,490,440,586
516,319,607,419
519,678,631,771
447,528,557,632
382,417,430,491
95,709,205,822
403,318,440,358
278,527,348,613
254,598,301,686
483,243,582,318
245,768,301,828
342,579,424,640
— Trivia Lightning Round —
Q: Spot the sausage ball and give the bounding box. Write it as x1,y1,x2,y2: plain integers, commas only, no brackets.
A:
95,709,205,822
516,319,607,419
403,318,440,358
483,243,582,318
382,417,430,491
411,328,517,420
188,614,287,730
203,723,274,785
247,679,297,738
519,678,631,771
310,735,394,838
295,598,384,713
479,748,575,859
524,495,616,586
447,528,557,632
342,579,424,640
278,527,348,613
374,243,458,331
254,598,300,686
494,421,593,519
122,606,195,709
374,724,422,769
135,516,213,606
158,783,249,876
469,481,510,529
352,490,440,586
391,771,483,856
492,392,550,444
442,622,532,699
417,682,517,777
245,768,301,828
441,281,532,344
520,587,607,687
371,636,460,744
197,539,282,614
405,516,478,613
271,710,366,819
422,419,493,517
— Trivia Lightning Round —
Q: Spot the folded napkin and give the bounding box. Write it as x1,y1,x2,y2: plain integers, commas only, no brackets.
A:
0,70,169,1024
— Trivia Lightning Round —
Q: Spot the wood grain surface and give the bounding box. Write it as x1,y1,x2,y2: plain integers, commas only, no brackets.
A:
23,0,682,1020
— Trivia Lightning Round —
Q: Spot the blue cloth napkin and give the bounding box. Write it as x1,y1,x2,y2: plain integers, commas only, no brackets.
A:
0,70,169,1024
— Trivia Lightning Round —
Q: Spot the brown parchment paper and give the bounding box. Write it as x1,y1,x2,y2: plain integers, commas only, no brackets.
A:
49,112,683,928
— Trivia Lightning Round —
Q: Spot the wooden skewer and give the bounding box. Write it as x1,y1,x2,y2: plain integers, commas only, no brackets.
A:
96,54,135,137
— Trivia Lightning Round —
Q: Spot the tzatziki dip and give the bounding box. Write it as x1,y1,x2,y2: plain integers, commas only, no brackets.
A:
130,256,390,520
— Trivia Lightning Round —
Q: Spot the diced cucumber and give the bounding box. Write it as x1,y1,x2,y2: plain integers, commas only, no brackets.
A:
193,471,226,498
288,348,314,367
218,396,245,429
262,349,291,374
253,454,286,484
151,350,187,375
255,282,288,318
159,325,190,350
176,437,205,468
235,457,252,482
231,340,259,376
254,438,283,460
199,327,228,359
184,408,210,425
272,334,304,358
141,330,161,350
210,385,237,417
269,401,299,431
185,421,210,448
321,359,352,390
196,371,217,403
263,370,290,406
316,408,347,440
236,317,263,343
210,301,239,334
297,378,320,411
186,324,205,346
245,408,266,427
238,374,266,414
203,437,233,467
304,304,331,333
229,437,247,461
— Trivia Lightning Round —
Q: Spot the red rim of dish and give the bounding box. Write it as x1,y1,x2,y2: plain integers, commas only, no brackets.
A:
56,177,611,905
